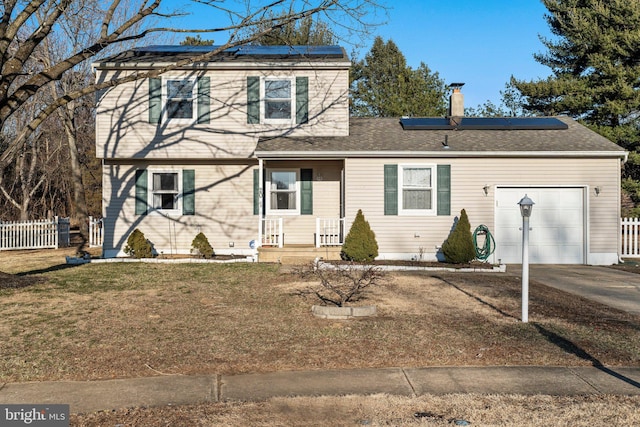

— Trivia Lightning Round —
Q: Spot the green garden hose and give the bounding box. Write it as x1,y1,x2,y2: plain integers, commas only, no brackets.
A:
473,224,495,261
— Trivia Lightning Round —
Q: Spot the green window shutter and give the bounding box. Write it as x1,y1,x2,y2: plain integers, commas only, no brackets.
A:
197,76,210,124
384,164,398,215
296,76,308,124
247,76,260,124
182,169,195,215
135,169,148,215
253,169,260,215
437,164,451,216
300,168,313,215
149,77,162,124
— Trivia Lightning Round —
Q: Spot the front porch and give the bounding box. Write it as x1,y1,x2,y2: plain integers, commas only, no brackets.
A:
258,217,344,263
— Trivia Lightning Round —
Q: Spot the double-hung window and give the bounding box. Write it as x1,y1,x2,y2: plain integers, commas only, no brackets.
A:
135,169,195,216
165,78,196,122
267,169,299,214
152,172,179,211
263,77,293,123
400,165,435,215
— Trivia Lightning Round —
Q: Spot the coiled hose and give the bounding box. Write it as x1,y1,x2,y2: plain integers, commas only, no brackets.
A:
473,224,495,261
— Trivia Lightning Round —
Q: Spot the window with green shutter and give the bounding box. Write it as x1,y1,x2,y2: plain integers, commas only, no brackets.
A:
437,164,451,216
197,77,210,124
247,76,260,124
135,170,148,215
300,168,313,215
148,78,162,124
385,164,450,216
296,77,308,124
182,170,195,215
384,165,398,215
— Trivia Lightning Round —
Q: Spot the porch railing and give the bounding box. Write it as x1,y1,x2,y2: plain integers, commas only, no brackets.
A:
0,216,70,250
89,216,103,248
261,217,283,248
316,217,345,247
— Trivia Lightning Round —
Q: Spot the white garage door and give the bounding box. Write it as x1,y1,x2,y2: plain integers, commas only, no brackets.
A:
494,187,585,264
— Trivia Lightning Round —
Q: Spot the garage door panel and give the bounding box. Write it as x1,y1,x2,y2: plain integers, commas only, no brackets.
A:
495,187,584,264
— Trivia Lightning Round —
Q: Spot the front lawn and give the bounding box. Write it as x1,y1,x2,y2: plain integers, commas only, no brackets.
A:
1,249,639,382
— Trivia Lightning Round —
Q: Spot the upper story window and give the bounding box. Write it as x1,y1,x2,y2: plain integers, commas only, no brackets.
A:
399,165,435,215
165,78,196,123
263,78,294,123
264,79,292,120
247,76,308,125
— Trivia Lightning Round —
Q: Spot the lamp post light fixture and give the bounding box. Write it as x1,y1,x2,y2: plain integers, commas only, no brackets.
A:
517,194,535,323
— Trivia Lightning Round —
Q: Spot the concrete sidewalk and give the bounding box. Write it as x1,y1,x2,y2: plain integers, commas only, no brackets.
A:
1,366,640,414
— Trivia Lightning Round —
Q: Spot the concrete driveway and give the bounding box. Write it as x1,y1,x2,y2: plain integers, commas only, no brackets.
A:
506,265,640,315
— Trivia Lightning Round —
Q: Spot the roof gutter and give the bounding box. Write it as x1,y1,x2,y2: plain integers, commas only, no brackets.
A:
254,150,629,160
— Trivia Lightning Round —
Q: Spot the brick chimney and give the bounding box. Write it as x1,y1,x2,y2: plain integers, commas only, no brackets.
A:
448,83,464,118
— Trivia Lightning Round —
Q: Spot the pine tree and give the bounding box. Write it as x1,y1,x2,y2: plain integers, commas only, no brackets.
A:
441,209,476,264
511,0,640,213
341,209,379,262
351,37,448,117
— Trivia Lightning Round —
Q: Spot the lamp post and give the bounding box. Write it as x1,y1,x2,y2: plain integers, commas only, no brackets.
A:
517,194,534,323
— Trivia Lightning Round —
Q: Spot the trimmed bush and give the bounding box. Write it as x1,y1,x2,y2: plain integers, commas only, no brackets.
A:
441,209,476,264
341,209,379,262
191,232,214,258
123,228,153,259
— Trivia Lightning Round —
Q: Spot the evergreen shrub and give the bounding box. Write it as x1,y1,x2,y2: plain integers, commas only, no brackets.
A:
341,209,379,262
123,228,153,259
441,209,476,264
191,232,215,258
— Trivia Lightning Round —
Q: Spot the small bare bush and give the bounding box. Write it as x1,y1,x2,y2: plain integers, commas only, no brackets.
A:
297,261,386,307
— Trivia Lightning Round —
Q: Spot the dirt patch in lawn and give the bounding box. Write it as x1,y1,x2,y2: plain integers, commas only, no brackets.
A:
1,253,639,383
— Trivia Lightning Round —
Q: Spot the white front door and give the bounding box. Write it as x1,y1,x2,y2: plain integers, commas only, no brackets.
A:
494,187,585,264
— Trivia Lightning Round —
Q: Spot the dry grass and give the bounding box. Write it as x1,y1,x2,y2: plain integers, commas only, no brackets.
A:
3,249,640,424
1,249,639,384
71,394,640,426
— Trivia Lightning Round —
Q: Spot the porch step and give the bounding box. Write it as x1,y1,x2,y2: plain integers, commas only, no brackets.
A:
257,245,342,264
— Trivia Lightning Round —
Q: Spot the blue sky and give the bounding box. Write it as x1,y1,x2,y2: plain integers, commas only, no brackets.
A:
166,0,554,109
374,1,554,108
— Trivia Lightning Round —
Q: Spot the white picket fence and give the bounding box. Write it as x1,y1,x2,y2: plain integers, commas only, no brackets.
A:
0,216,70,250
621,217,640,258
89,216,103,247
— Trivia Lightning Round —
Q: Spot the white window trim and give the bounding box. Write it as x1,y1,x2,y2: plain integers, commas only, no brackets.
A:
260,76,295,125
398,164,437,216
163,77,198,124
266,168,300,215
148,169,182,216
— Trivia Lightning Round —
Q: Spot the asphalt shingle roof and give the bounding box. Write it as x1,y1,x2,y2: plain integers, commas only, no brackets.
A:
256,116,627,157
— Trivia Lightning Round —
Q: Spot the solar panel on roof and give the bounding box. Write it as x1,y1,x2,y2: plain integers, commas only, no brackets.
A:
400,117,568,130
400,118,454,130
235,45,343,57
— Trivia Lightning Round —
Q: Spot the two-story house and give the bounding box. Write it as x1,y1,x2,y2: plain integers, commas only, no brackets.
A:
94,45,627,264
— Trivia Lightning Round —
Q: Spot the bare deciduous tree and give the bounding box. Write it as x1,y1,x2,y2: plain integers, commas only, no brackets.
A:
0,0,385,255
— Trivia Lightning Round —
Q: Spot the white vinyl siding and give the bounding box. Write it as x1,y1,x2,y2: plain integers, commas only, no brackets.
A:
344,157,620,263
102,162,258,256
95,68,349,159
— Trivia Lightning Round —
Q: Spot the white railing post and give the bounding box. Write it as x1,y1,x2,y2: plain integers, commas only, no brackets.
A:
278,217,284,248
316,218,321,248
